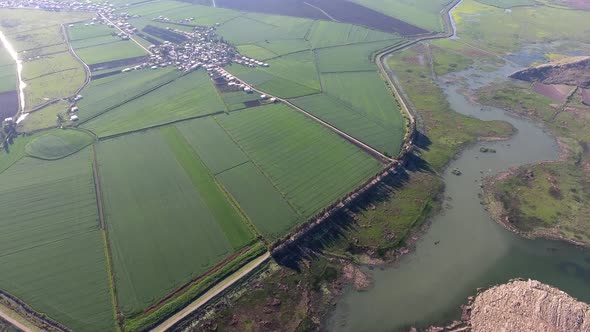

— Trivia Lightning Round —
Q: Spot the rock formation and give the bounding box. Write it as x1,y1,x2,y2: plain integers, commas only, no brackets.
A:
510,56,590,88
467,279,590,332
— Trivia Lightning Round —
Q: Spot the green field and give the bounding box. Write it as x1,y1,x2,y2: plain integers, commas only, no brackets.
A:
0,136,32,174
74,40,147,65
291,94,403,156
0,150,115,331
315,39,402,73
175,117,249,174
97,130,254,315
217,104,383,218
307,21,397,49
236,44,277,61
351,0,452,32
17,101,68,133
76,67,181,122
67,22,115,41
82,70,225,137
227,66,319,98
217,15,313,45
253,39,311,57
25,129,94,160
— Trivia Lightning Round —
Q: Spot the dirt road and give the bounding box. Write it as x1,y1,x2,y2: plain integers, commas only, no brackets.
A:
0,304,37,332
151,252,271,332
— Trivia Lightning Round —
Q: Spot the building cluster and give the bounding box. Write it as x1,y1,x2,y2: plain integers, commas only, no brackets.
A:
0,0,112,14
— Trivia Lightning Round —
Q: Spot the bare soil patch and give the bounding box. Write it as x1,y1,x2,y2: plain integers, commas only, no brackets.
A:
532,82,574,103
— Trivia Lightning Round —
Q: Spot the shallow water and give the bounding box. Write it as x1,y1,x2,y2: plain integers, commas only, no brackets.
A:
327,65,590,331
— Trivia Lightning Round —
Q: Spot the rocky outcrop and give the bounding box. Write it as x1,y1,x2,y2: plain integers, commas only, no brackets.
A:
510,56,590,88
466,279,590,332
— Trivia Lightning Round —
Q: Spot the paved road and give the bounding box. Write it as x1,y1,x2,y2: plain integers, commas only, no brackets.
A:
151,252,271,332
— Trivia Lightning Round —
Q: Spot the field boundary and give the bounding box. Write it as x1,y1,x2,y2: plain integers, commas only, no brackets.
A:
0,291,69,332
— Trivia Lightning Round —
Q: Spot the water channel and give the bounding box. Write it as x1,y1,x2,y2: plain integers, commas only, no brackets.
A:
327,46,590,331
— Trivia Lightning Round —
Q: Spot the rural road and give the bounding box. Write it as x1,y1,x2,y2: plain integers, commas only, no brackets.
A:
0,304,36,332
99,14,152,54
151,252,271,332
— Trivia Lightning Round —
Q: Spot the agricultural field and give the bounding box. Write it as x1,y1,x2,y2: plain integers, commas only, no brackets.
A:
96,130,254,315
315,39,404,72
307,21,398,49
24,129,94,160
82,70,225,137
176,116,300,238
0,150,115,331
73,40,147,65
17,101,68,133
216,104,383,218
351,0,453,32
75,67,181,122
0,9,90,109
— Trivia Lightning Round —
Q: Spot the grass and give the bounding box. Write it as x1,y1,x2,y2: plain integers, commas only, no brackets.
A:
227,51,321,98
96,130,252,315
17,101,67,133
236,44,277,61
453,0,590,54
160,126,255,248
217,162,301,240
124,242,266,332
76,67,181,122
67,22,115,41
315,39,402,73
216,104,384,219
25,67,86,109
22,52,79,80
25,129,94,160
475,0,536,8
387,43,514,170
254,39,311,57
175,117,249,174
82,70,225,137
291,93,404,156
218,90,262,111
321,71,404,135
0,135,33,174
0,149,116,331
307,21,397,49
217,15,313,45
494,163,590,244
74,40,147,65
350,0,452,32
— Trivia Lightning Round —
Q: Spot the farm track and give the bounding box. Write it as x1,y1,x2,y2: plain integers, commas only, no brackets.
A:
0,306,34,332
151,252,271,332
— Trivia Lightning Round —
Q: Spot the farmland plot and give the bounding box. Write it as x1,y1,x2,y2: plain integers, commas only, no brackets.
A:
217,104,383,218
0,47,16,93
25,129,94,160
74,40,147,65
67,22,115,41
253,39,311,57
236,44,277,61
315,39,404,73
227,66,319,98
322,71,404,132
0,150,115,331
291,94,404,156
176,117,249,174
217,16,312,45
76,67,181,122
97,130,254,315
217,162,301,239
82,70,224,137
307,21,397,49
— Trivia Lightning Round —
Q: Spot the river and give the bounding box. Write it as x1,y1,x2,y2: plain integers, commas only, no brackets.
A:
327,22,590,332
0,29,26,114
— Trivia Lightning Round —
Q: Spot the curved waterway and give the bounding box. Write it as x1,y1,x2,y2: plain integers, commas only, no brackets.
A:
0,30,26,112
327,68,590,330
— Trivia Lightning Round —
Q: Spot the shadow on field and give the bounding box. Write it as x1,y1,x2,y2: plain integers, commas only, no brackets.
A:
273,142,436,270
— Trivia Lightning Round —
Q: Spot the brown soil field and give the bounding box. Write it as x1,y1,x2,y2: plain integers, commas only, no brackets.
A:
214,0,428,35
532,82,574,103
0,90,18,120
582,88,590,106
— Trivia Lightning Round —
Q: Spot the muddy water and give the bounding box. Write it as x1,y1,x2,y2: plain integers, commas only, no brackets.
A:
327,68,590,331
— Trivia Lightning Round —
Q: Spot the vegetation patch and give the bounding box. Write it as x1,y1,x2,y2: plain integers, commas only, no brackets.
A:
96,130,254,316
25,129,94,160
216,104,383,218
0,150,116,331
